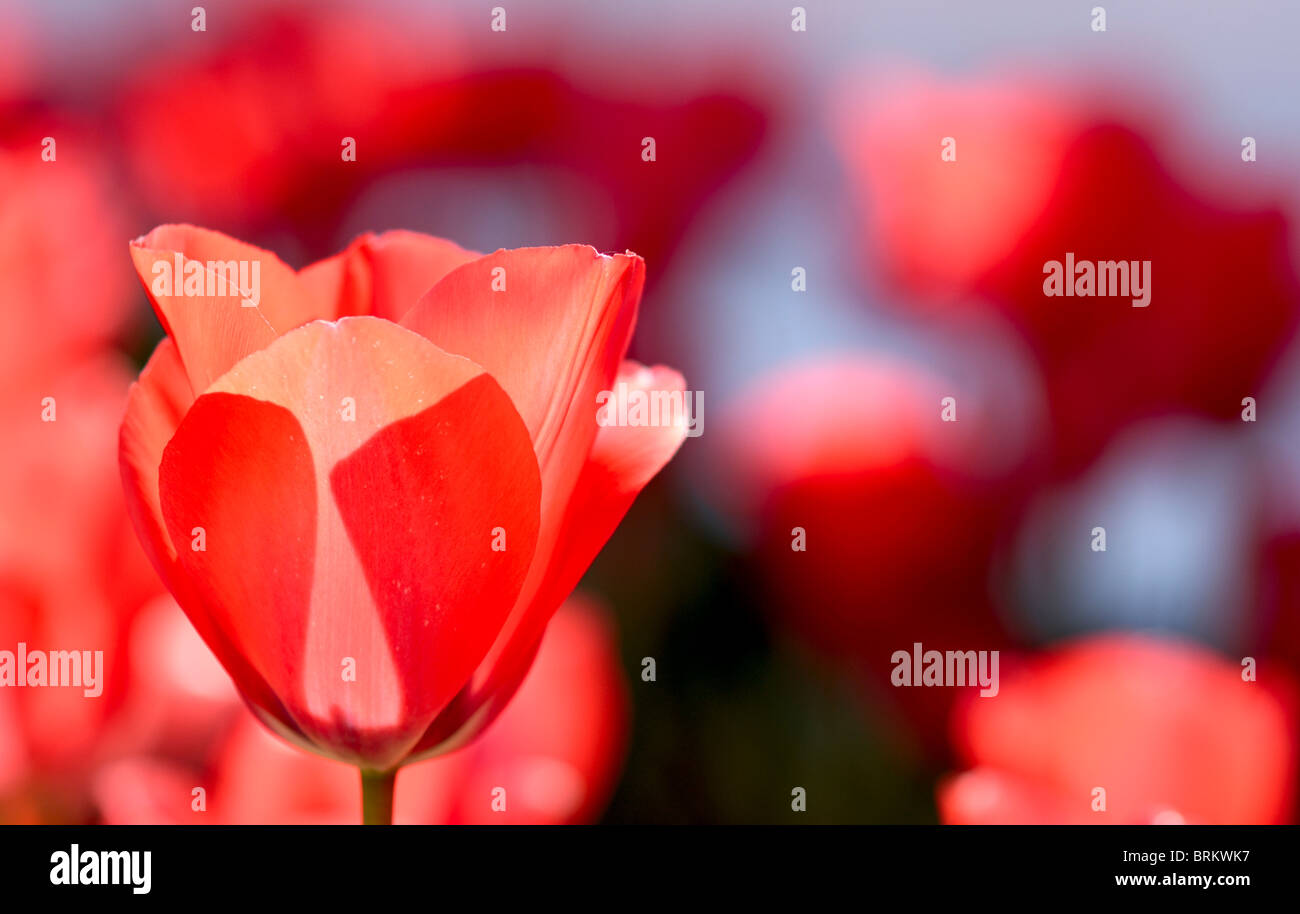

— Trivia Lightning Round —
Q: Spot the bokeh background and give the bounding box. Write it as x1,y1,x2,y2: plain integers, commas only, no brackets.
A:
2,0,1300,823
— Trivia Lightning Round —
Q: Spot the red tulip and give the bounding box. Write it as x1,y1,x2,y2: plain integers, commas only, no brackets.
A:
940,635,1298,824
118,225,683,799
94,596,628,825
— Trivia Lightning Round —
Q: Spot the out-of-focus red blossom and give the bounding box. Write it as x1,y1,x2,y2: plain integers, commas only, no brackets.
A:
2,590,240,823
0,135,178,821
0,144,135,380
536,82,767,274
834,73,1090,300
94,597,627,824
116,9,463,225
712,357,1026,753
0,362,134,788
940,635,1298,824
119,225,684,771
114,8,766,268
0,357,163,817
836,72,1300,476
117,594,241,761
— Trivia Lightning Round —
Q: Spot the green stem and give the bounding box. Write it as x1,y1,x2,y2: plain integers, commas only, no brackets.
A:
360,768,397,825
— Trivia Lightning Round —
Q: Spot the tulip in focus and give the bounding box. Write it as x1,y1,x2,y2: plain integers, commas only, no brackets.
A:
119,225,685,820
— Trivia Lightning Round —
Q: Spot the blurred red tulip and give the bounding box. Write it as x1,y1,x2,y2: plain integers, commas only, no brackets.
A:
0,135,204,821
2,591,238,824
835,73,1082,301
116,9,463,225
113,7,765,269
713,356,1026,752
940,635,1298,824
837,72,1300,476
116,594,241,761
0,142,134,384
0,357,163,818
94,597,628,824
539,84,767,274
119,225,684,772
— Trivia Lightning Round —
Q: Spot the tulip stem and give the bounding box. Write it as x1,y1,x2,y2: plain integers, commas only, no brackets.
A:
360,768,396,825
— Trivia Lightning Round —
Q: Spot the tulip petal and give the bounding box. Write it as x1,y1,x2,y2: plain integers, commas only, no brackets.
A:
413,361,686,756
524,362,689,646
160,317,541,767
398,247,642,741
120,338,296,727
120,338,193,574
300,230,480,322
330,375,543,742
400,245,642,491
130,225,310,392
159,392,319,744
